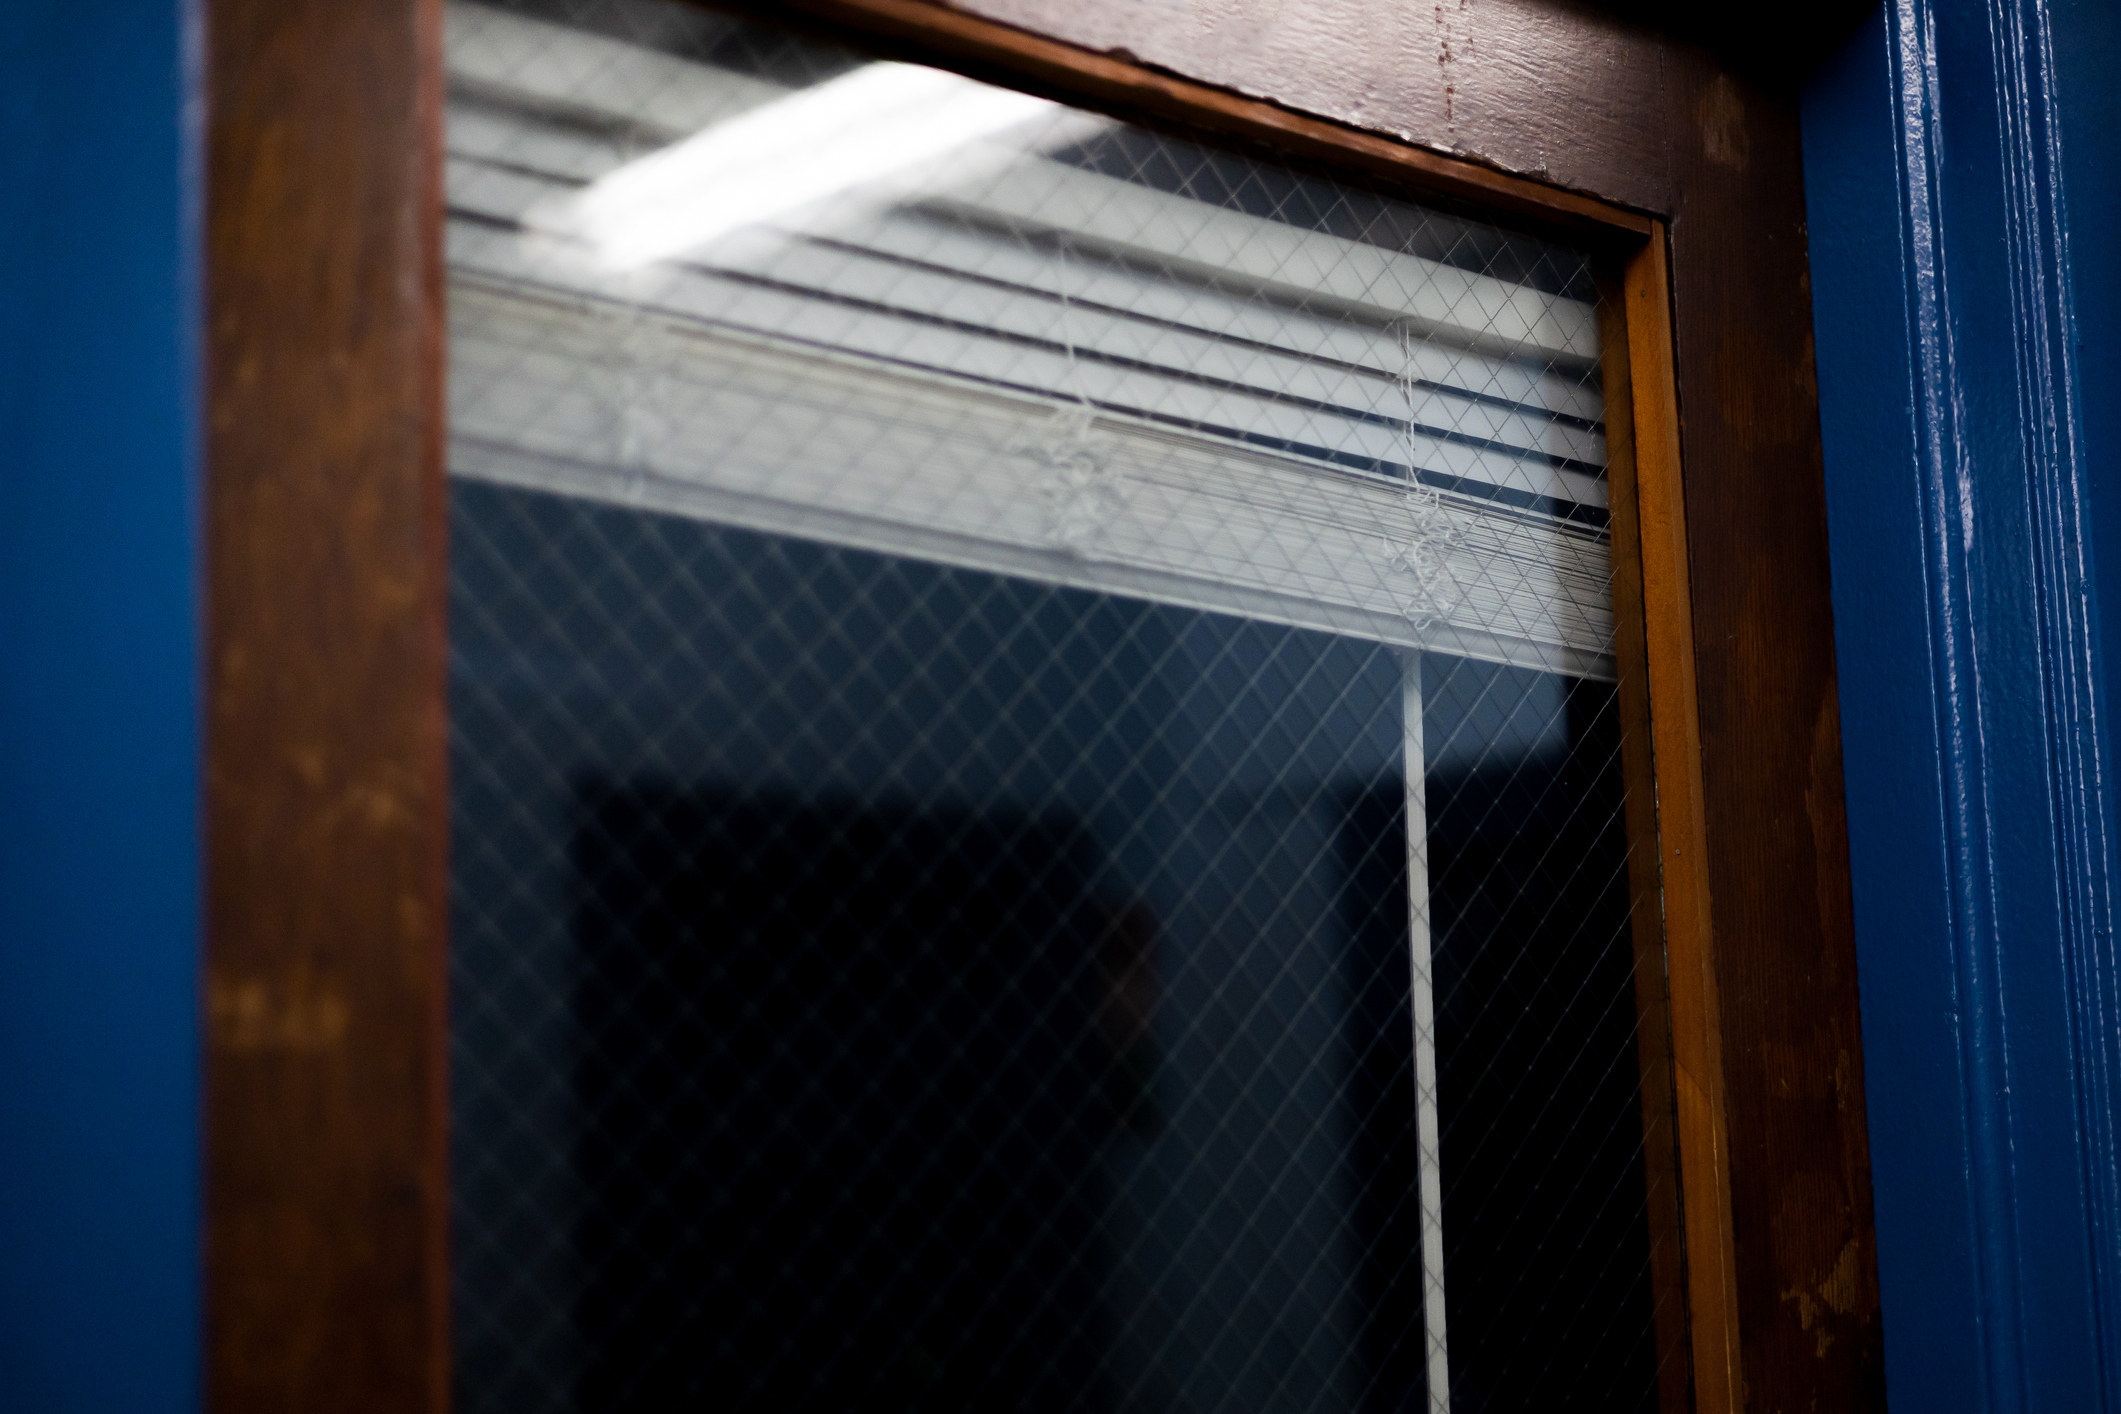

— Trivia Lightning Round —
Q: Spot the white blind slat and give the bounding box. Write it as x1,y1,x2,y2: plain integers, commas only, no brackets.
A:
442,1,1616,679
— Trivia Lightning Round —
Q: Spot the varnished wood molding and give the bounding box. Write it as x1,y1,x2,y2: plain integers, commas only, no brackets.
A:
1619,228,1742,1413
203,0,450,1409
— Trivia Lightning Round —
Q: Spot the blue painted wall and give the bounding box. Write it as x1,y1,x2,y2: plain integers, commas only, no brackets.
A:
1803,27,1980,1408
2051,0,2121,810
0,3,201,1412
1805,1,2121,1408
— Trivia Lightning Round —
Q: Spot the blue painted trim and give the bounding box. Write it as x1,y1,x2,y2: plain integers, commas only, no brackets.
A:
1804,0,2121,1407
0,2,202,1411
2053,0,2121,1385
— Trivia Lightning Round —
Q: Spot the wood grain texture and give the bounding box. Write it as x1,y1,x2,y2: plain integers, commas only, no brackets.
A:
743,0,1654,244
793,0,1679,213
203,0,450,1410
1653,53,1887,1414
739,2,1885,1410
1620,229,1741,1414
1600,263,1702,1414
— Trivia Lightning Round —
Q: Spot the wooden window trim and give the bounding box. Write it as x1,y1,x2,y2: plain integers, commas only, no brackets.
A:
204,2,449,1412
202,2,1878,1411
1604,234,1736,1414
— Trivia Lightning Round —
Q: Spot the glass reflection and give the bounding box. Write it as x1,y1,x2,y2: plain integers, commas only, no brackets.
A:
450,486,1655,1412
443,2,1665,1410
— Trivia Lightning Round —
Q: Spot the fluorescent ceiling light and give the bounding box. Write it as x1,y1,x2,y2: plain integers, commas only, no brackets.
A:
558,61,1061,269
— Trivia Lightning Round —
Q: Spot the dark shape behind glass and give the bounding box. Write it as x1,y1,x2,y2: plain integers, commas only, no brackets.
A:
442,3,1658,1395
573,788,1119,1410
1426,666,1659,1412
450,482,1663,1412
452,484,1482,1414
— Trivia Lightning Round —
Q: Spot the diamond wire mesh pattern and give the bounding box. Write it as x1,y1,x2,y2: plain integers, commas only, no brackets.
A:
443,3,1680,1412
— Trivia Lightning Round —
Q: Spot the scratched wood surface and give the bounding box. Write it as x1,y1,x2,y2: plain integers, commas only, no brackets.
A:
1647,50,1886,1414
203,0,450,1409
841,0,1680,212
752,2,1885,1410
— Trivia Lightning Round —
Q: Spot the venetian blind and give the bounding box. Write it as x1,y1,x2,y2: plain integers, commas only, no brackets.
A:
444,2,1615,679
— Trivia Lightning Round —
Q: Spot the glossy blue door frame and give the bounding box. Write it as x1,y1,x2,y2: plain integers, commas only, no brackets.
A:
1804,0,2121,1408
0,2,201,1412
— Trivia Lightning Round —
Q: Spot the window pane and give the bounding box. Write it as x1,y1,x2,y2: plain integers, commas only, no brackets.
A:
444,5,1672,1413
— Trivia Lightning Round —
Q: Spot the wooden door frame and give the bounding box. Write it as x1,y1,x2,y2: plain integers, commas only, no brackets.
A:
203,2,449,1412
202,1,1880,1410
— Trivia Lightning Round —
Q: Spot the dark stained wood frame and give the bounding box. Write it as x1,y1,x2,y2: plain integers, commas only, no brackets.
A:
202,0,1880,1410
1603,235,1739,1414
204,1,450,1411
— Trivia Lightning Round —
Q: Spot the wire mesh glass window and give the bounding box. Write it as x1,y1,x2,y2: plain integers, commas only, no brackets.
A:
444,3,1680,1411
